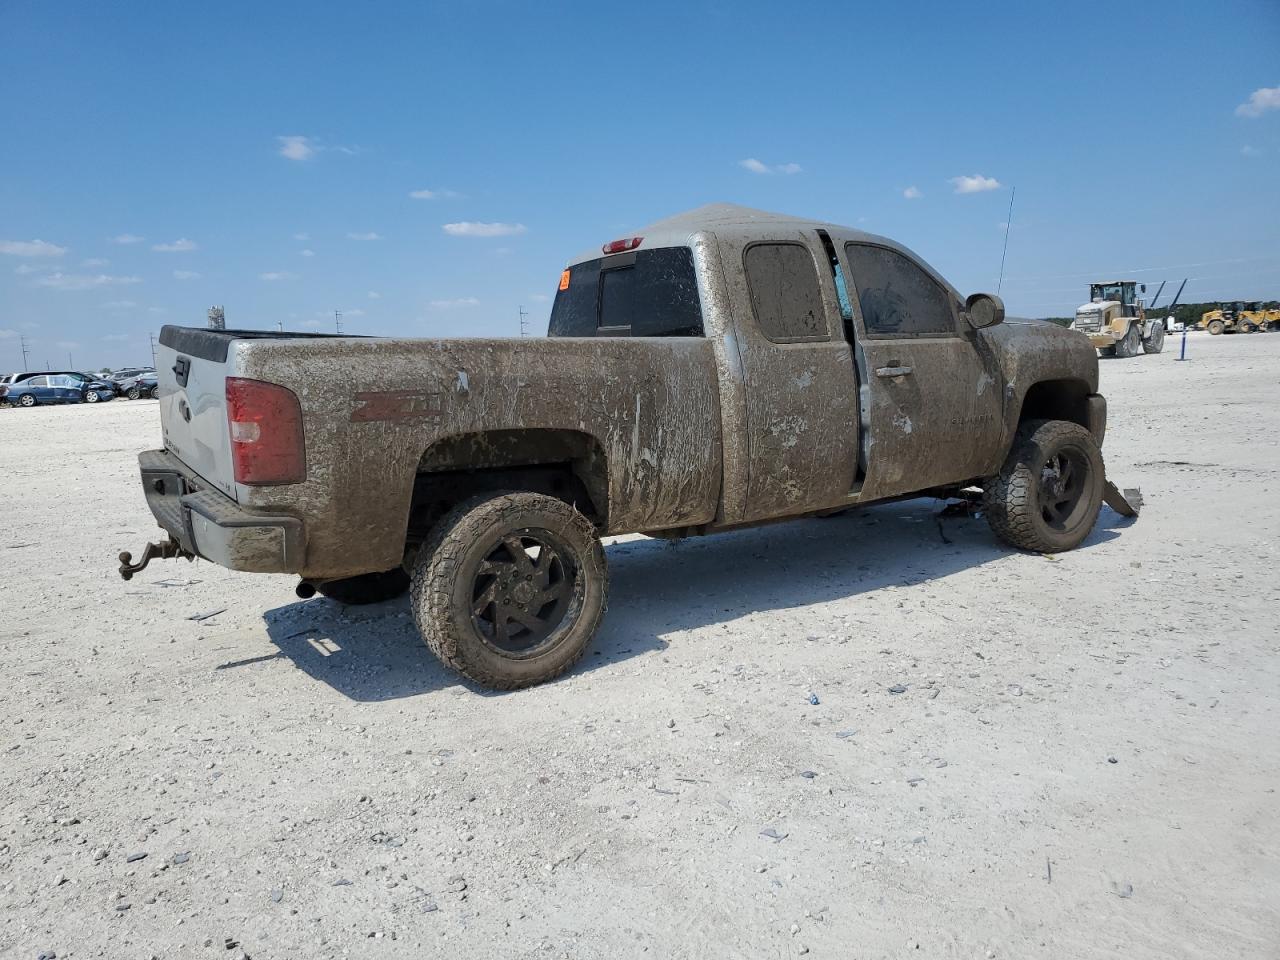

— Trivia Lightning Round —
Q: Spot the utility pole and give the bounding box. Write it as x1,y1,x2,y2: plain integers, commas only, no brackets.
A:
207,305,225,330
334,310,343,334
68,351,73,368
277,319,284,332
149,333,157,367
518,305,529,337
19,334,30,371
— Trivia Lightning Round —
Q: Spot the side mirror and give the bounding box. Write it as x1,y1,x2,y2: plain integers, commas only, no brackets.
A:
965,292,1005,329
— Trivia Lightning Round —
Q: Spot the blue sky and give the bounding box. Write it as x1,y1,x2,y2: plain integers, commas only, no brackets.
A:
2,0,1278,370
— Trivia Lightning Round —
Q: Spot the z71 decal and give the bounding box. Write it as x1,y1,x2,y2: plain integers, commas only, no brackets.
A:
351,390,442,422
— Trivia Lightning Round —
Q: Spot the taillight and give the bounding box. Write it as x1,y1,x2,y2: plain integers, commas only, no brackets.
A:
602,236,643,254
225,377,306,485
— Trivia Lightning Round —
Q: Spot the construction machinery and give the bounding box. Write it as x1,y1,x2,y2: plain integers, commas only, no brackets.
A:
1199,301,1280,335
1072,280,1173,357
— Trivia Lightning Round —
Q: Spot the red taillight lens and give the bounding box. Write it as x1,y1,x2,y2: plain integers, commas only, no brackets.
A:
602,236,643,254
225,377,306,485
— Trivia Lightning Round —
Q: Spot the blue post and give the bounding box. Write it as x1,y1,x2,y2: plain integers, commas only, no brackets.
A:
1178,326,1188,361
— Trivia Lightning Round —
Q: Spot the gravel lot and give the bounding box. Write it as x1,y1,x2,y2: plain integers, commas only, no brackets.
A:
2,331,1278,960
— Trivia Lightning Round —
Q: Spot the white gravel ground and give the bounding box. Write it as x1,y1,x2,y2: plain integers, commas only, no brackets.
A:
1,330,1278,960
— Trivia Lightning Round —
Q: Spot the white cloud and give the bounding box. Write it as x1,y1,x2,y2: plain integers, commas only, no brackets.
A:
1241,144,1263,157
1,238,67,257
35,273,142,291
409,188,460,200
0,328,17,339
529,293,549,303
1236,86,1280,118
903,186,923,199
102,300,137,309
14,264,37,275
277,135,316,160
293,232,310,241
346,231,381,241
300,249,315,257
259,271,296,281
147,306,166,314
102,333,132,342
949,174,1002,194
442,221,527,238
173,270,201,280
429,296,480,309
110,233,144,245
367,290,381,299
152,238,197,252
82,257,109,267
56,340,79,350
739,158,803,175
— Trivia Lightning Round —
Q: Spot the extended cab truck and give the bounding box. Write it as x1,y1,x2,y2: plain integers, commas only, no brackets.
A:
122,204,1120,689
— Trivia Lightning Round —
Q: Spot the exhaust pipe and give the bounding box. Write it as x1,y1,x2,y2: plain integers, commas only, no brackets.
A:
295,580,317,599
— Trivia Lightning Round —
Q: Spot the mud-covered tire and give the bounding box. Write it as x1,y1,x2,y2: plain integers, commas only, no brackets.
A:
1208,320,1224,335
984,419,1105,553
1142,321,1165,354
410,491,607,690
1113,322,1141,358
317,568,410,604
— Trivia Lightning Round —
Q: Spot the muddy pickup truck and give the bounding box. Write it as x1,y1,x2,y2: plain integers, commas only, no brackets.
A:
121,203,1129,689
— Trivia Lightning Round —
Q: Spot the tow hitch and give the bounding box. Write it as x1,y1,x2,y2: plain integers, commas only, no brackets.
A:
1103,481,1143,518
118,538,195,580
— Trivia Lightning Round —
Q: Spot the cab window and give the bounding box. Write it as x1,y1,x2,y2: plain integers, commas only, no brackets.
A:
743,242,828,343
548,246,703,338
844,243,956,337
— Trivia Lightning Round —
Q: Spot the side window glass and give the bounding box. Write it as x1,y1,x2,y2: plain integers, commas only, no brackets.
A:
29,376,48,387
743,243,828,343
844,243,956,336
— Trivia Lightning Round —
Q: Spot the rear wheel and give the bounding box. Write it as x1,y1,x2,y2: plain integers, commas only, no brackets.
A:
411,491,607,689
984,419,1105,553
1208,320,1225,335
1113,322,1141,358
317,568,410,605
1142,321,1165,354
1241,321,1258,334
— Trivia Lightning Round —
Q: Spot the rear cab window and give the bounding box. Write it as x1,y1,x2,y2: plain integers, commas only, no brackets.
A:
549,246,704,338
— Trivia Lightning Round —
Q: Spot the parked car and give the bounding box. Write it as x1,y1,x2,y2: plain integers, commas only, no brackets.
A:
118,372,159,400
108,367,156,394
121,203,1140,690
1,372,115,406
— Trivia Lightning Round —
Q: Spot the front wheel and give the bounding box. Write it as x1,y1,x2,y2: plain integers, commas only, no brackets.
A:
411,491,608,689
983,420,1105,553
17,394,36,408
1113,322,1141,357
84,390,100,403
1142,321,1165,354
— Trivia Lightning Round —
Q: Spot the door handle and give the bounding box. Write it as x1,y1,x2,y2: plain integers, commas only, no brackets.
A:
875,365,913,378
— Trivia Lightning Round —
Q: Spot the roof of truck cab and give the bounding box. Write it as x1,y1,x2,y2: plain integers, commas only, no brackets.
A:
567,202,961,299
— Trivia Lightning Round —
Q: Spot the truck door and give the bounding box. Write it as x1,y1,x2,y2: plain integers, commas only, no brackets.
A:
716,232,860,522
838,241,1004,498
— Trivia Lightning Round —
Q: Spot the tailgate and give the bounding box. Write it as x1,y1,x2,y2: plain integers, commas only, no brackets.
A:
156,326,239,499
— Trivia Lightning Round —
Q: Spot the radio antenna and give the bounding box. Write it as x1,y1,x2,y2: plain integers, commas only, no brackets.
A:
997,185,1016,295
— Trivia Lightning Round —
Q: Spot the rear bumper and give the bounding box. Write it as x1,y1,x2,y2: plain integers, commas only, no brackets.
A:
1086,394,1107,447
139,449,304,573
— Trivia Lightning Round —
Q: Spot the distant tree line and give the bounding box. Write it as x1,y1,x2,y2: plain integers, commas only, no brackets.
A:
1039,300,1280,328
